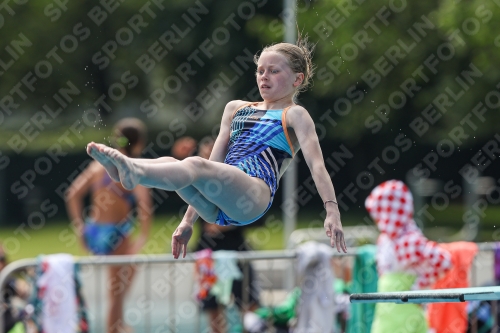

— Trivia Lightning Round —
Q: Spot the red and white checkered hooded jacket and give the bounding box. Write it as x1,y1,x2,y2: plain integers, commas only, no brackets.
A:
365,180,452,289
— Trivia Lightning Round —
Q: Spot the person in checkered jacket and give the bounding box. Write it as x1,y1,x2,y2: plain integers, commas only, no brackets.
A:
365,180,453,333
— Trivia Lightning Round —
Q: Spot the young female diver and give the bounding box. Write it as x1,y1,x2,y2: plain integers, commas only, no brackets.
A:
85,38,347,258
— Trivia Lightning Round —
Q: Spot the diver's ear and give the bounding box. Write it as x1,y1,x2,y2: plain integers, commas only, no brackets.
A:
293,73,304,87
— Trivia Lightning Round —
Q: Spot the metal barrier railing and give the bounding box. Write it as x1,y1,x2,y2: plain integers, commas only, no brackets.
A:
0,243,498,333
0,249,353,333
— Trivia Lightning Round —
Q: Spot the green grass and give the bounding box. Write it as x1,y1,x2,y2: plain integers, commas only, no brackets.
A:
2,204,500,261
0,212,336,261
1,216,199,262
0,222,85,261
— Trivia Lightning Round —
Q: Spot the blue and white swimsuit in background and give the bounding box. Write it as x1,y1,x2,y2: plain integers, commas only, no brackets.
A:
215,103,297,226
84,173,137,254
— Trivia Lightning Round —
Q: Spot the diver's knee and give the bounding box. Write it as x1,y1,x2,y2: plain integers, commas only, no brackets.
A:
183,156,205,168
182,156,207,181
158,156,178,163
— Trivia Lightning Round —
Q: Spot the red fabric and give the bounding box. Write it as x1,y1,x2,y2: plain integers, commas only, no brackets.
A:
427,242,478,333
194,249,217,301
366,180,452,289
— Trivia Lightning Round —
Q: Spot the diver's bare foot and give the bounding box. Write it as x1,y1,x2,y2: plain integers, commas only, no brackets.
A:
86,142,120,182
97,145,142,190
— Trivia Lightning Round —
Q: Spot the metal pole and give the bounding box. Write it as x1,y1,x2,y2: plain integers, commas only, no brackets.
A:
284,0,297,44
0,169,5,225
242,260,250,333
170,263,176,333
283,162,298,249
282,0,297,248
145,261,151,333
283,0,297,291
96,265,102,332
406,169,424,222
463,168,480,241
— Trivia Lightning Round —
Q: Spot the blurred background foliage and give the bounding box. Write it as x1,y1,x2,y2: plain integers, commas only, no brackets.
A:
1,0,499,147
0,0,499,238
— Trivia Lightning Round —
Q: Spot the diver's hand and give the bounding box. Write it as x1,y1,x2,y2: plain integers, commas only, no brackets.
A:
324,210,347,253
172,221,193,259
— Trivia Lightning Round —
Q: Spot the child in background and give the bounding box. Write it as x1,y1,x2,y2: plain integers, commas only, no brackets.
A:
365,180,452,333
65,118,153,333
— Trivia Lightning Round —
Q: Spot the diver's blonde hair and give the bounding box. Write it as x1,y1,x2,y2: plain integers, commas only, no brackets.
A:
254,33,315,99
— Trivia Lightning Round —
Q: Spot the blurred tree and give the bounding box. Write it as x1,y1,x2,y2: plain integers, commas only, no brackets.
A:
0,0,282,135
247,0,500,147
312,0,500,146
2,0,500,224
0,0,499,151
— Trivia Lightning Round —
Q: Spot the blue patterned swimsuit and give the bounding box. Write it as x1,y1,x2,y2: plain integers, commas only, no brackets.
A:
215,103,297,226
